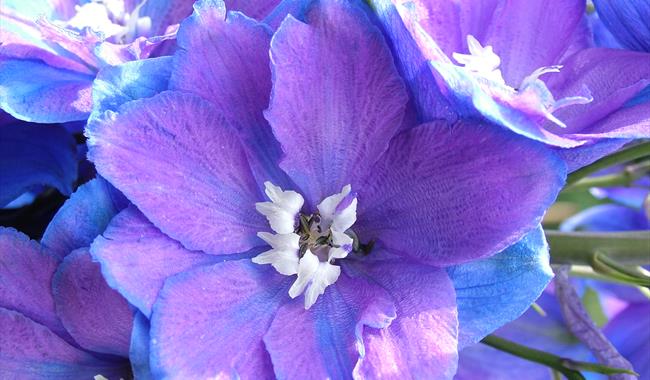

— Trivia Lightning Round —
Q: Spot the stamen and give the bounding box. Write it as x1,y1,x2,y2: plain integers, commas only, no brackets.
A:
252,183,359,309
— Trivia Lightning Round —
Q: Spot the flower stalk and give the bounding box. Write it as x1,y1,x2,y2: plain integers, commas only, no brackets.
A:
547,230,650,266
481,335,638,379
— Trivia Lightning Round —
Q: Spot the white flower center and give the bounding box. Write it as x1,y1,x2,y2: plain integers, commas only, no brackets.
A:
452,35,592,128
63,0,152,43
253,182,358,309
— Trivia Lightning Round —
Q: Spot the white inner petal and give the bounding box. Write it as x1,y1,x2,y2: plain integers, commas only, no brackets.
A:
452,35,592,127
252,183,356,309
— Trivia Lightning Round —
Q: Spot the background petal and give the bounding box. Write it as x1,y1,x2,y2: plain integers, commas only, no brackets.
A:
266,0,408,205
87,91,267,254
0,121,76,207
447,225,554,348
593,0,650,52
52,249,134,358
0,59,93,123
356,121,566,266
0,307,130,380
0,227,66,338
41,177,128,259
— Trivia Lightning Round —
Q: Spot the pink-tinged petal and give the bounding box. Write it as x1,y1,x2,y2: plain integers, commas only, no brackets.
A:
0,307,131,380
0,58,93,123
545,48,650,135
356,121,566,266
52,249,134,358
0,228,66,338
483,0,586,85
87,91,267,254
266,0,408,205
225,0,282,20
150,261,289,379
90,206,221,317
41,177,128,260
170,0,289,188
263,269,395,380
356,259,458,379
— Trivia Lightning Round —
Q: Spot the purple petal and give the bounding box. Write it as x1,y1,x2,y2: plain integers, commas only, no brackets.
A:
90,206,220,317
0,227,66,338
546,48,650,136
87,91,267,254
605,303,650,379
0,121,77,207
170,0,290,188
139,0,195,36
593,0,650,52
0,307,131,379
266,0,408,205
150,261,288,379
52,249,134,357
263,269,395,379
0,58,93,123
483,0,585,85
356,259,458,379
554,138,630,172
356,121,566,266
41,177,128,260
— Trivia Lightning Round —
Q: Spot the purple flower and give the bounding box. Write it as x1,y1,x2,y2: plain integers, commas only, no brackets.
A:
85,0,566,377
0,178,140,378
370,0,650,170
0,0,198,123
593,0,650,52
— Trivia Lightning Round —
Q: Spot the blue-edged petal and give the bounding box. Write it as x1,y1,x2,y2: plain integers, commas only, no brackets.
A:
90,56,173,121
225,0,282,20
52,248,133,358
593,0,650,52
0,121,76,207
266,0,408,206
41,177,128,260
0,307,131,379
150,261,289,379
447,226,554,348
130,311,153,380
356,121,566,266
87,91,267,255
0,58,93,123
90,206,222,317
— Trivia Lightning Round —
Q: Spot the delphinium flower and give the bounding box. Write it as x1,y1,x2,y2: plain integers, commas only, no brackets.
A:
370,0,650,171
0,178,146,378
592,0,650,53
0,0,199,123
84,0,568,377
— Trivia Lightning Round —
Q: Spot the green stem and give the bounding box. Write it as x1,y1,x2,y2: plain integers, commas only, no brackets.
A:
481,335,585,380
570,266,650,298
562,172,639,193
547,230,650,265
481,335,638,378
565,142,650,186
